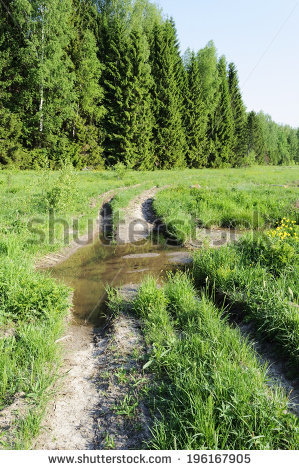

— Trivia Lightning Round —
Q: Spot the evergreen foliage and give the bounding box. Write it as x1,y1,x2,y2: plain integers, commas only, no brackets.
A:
228,62,247,166
71,0,105,168
208,56,235,167
0,0,297,169
99,4,154,168
247,111,265,164
184,51,207,167
149,19,186,168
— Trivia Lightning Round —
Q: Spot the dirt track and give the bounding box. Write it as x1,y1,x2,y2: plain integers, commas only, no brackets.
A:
35,188,159,449
115,186,162,244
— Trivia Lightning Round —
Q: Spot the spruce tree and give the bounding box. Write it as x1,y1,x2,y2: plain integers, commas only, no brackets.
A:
99,5,154,168
71,1,105,168
0,109,28,167
0,0,28,163
169,18,187,110
0,3,24,166
122,28,154,169
0,0,296,169
196,41,219,165
184,51,208,167
100,11,129,165
228,62,247,165
296,129,299,163
149,20,186,168
246,111,265,163
208,56,234,167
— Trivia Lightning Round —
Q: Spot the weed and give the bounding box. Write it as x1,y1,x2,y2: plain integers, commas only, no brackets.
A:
192,234,299,367
112,162,127,180
0,166,297,448
115,367,130,384
103,432,115,450
113,393,139,419
106,286,124,316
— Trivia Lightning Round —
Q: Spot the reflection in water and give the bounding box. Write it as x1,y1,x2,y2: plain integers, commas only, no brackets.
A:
46,239,191,326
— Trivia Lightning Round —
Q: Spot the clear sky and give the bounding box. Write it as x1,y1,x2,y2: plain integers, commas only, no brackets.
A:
156,0,299,128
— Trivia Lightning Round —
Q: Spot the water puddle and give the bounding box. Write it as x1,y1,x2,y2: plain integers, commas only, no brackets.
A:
46,239,191,326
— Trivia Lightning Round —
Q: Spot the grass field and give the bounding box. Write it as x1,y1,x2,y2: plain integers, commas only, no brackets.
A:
130,273,299,449
192,232,299,366
0,165,298,448
153,183,298,243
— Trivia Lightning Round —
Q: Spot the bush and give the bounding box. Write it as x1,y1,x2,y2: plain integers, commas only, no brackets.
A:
238,234,295,275
40,164,79,212
112,162,127,180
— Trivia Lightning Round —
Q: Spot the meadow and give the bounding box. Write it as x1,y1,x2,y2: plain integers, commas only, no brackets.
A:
0,165,298,448
153,183,298,243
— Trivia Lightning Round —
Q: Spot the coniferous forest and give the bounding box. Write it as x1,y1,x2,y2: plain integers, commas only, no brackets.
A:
0,0,298,170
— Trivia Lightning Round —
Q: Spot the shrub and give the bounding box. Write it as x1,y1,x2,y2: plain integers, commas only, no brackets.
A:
40,165,79,212
112,162,127,180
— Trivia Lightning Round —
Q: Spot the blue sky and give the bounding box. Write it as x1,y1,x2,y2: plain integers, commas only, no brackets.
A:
156,0,299,128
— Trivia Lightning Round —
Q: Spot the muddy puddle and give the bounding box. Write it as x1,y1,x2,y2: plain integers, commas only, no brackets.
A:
46,238,192,326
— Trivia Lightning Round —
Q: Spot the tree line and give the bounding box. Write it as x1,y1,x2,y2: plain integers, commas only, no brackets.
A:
0,0,298,169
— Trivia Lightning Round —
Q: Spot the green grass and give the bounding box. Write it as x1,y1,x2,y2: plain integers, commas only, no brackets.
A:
0,168,135,448
192,233,299,368
0,256,70,448
132,272,299,450
0,165,297,448
153,184,298,243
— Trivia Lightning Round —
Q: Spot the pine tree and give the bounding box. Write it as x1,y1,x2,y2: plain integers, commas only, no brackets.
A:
99,4,154,168
122,28,154,169
208,56,234,167
71,1,105,168
149,20,186,168
246,111,265,163
228,62,247,165
184,51,208,167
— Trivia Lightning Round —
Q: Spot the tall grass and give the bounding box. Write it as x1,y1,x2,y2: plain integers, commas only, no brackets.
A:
153,185,298,243
0,251,70,448
133,273,299,450
192,233,299,368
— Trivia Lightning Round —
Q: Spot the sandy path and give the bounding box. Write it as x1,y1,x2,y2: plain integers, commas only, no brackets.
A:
33,184,299,449
36,287,150,450
35,324,100,449
36,184,142,269
36,189,116,269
